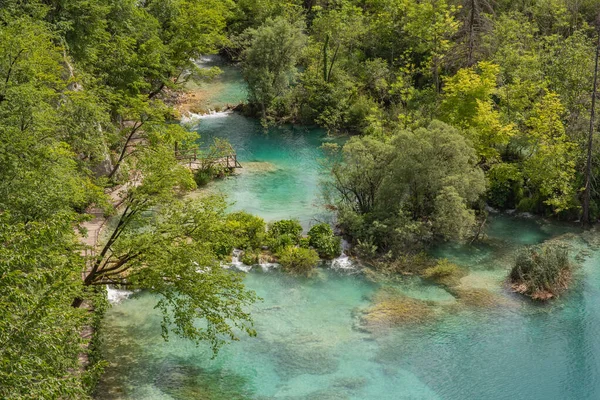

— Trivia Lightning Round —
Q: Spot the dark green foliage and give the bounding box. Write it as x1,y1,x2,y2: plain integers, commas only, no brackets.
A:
267,219,303,252
194,168,214,186
269,219,303,239
487,164,523,209
510,243,572,300
307,223,342,259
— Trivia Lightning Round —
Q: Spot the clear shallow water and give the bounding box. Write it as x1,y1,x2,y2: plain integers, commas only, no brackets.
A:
95,216,600,400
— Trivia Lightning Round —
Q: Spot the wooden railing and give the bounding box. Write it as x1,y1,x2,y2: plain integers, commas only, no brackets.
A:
176,149,242,169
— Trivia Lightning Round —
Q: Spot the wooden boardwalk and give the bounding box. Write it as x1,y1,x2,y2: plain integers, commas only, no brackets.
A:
177,149,242,171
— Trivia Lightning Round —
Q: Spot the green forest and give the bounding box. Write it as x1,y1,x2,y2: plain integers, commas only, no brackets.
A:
1,0,600,399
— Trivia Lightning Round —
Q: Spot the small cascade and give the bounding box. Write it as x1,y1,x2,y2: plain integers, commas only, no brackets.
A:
106,286,133,304
257,261,279,272
228,249,253,273
330,253,356,271
330,240,361,272
181,110,232,125
198,110,232,119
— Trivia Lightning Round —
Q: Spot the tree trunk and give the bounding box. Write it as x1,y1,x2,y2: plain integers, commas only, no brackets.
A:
467,0,477,66
323,34,329,82
582,23,600,225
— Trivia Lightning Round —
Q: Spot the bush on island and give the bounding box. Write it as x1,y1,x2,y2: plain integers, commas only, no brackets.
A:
269,219,303,240
240,250,260,266
509,243,571,301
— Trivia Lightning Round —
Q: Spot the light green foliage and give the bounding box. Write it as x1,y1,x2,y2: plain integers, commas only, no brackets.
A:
522,92,576,212
240,250,260,266
0,214,89,399
307,223,342,260
0,4,256,397
86,181,259,352
277,246,320,277
268,219,303,240
241,16,307,118
441,62,515,161
225,212,267,251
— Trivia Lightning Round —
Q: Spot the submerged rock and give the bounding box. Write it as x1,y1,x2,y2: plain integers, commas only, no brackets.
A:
358,288,435,332
271,334,339,379
153,363,253,400
448,287,508,308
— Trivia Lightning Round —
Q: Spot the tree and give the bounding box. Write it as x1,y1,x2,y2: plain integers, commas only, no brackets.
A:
329,121,486,253
241,16,307,119
76,145,258,352
325,136,395,215
441,62,515,161
0,17,105,398
381,121,486,239
522,92,576,213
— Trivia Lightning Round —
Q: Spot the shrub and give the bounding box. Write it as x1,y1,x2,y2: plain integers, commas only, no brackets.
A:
354,238,378,259
307,223,342,259
268,233,297,254
240,250,259,266
277,246,320,277
225,212,266,250
269,219,303,240
194,168,214,186
299,237,311,249
267,219,303,252
509,243,571,300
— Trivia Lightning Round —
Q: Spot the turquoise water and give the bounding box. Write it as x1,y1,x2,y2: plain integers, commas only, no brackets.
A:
194,114,340,227
95,216,600,400
95,60,600,400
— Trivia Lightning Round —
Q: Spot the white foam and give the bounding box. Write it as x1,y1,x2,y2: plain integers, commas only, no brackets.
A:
106,286,133,304
226,249,253,272
180,110,232,125
258,262,280,272
330,253,360,272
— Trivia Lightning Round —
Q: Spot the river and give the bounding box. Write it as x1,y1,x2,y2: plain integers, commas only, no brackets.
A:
94,57,600,400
